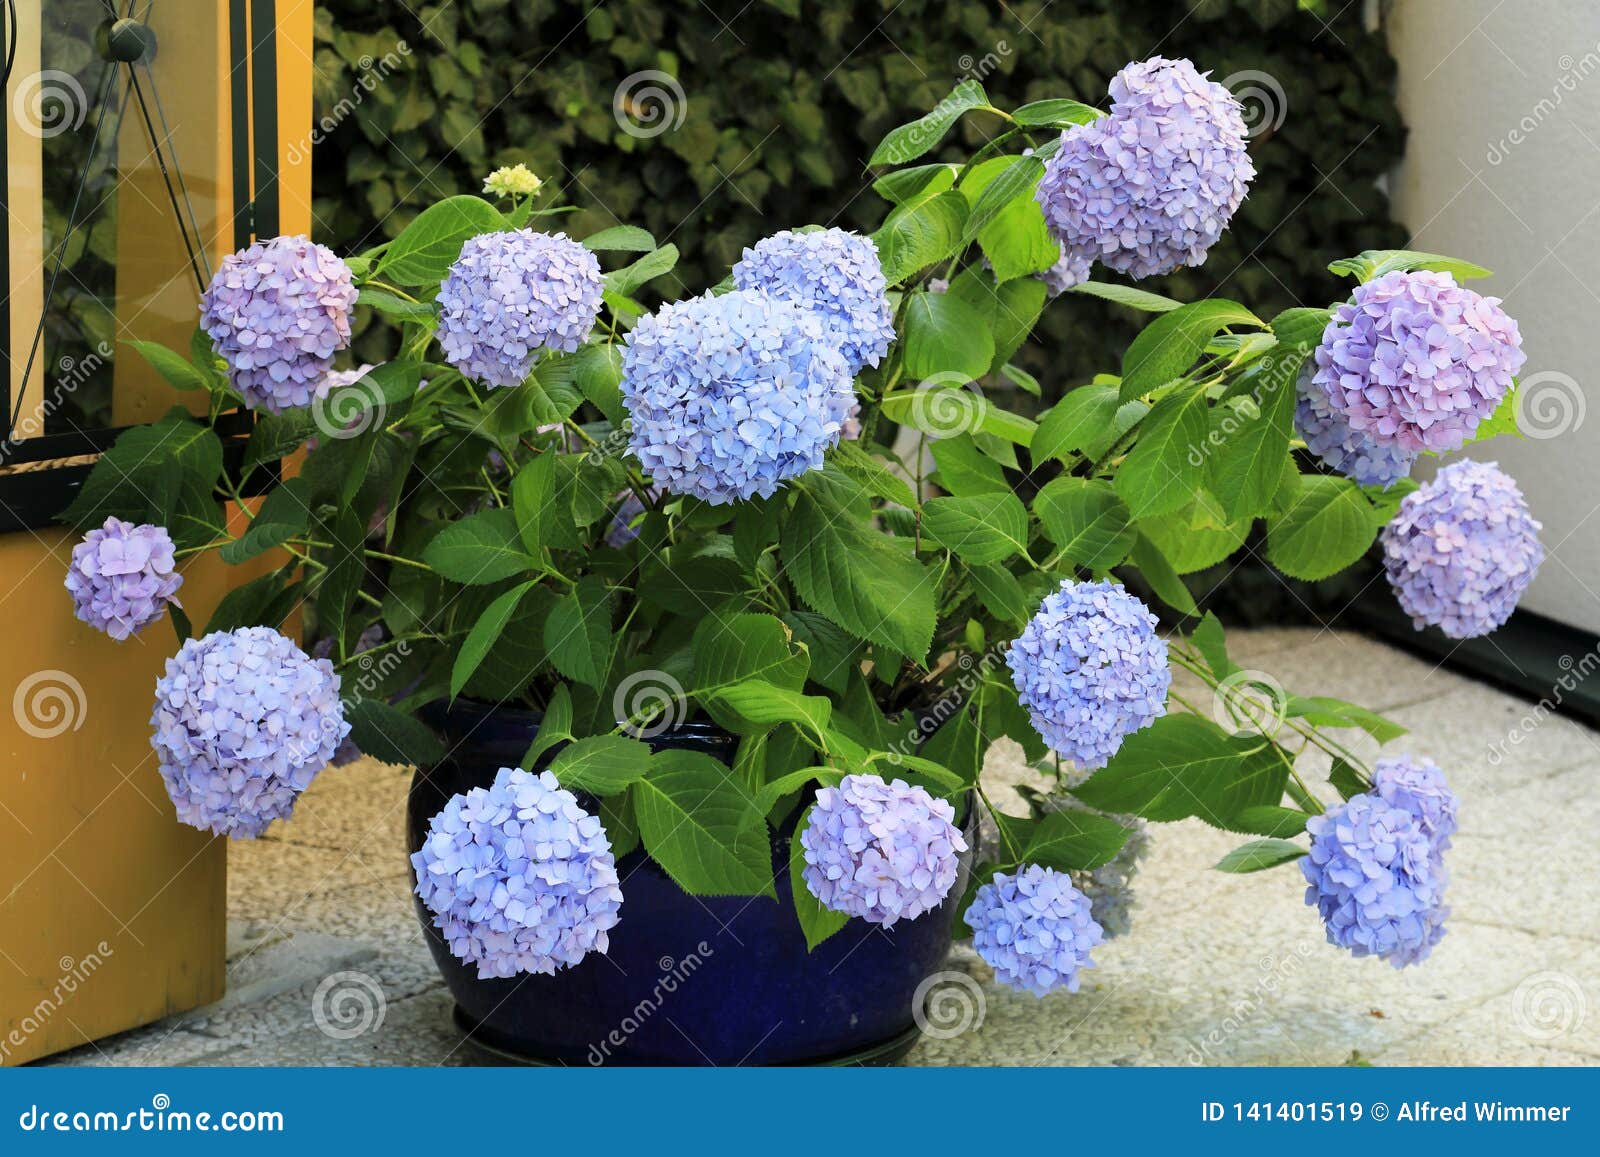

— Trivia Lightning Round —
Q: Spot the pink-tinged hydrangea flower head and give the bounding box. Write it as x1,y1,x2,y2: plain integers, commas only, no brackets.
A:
1372,754,1458,854
1311,270,1524,454
199,235,357,413
732,228,894,375
1036,57,1255,280
1294,364,1417,488
436,230,603,389
621,289,854,504
800,773,966,926
65,517,182,640
1302,792,1448,968
411,767,623,979
1007,580,1171,770
150,627,349,839
964,865,1103,995
1382,459,1543,638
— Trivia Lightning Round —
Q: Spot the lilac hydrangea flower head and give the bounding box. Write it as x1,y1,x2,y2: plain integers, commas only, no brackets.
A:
964,865,1103,996
199,234,357,413
411,767,623,979
1039,245,1094,297
436,230,603,389
1381,459,1543,638
65,517,183,640
731,228,894,375
800,773,966,926
1036,57,1255,280
621,288,855,504
1372,754,1458,853
150,627,349,839
1311,270,1525,454
1294,363,1417,488
1007,580,1171,770
1302,792,1448,968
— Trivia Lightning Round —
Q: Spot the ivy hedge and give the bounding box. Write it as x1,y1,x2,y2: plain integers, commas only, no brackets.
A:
312,0,1407,379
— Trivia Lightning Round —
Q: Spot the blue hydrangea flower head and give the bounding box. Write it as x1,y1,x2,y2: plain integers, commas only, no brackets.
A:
620,288,855,504
436,229,603,388
732,227,894,375
1302,792,1448,968
1039,245,1094,297
1311,270,1525,454
1382,459,1543,638
1036,57,1255,280
150,627,349,839
412,767,624,979
964,865,1103,996
65,517,183,640
1007,580,1171,770
1372,754,1458,854
199,234,357,413
800,773,967,926
1294,364,1417,488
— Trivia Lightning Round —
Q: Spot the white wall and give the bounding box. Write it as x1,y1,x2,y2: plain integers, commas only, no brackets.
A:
1388,0,1600,633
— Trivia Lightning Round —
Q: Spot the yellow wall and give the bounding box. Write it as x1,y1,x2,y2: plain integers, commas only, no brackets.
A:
1,0,313,1065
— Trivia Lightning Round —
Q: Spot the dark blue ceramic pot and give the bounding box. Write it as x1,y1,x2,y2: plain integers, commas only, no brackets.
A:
406,699,976,1066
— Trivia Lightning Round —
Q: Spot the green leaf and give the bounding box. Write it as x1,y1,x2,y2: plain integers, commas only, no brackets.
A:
204,570,291,634
921,493,1029,564
421,507,536,583
949,269,1047,371
1120,300,1263,402
790,806,849,950
124,339,208,391
357,287,436,323
966,563,1030,624
220,478,312,564
1228,806,1312,838
510,453,556,556
828,440,915,509
604,245,681,296
521,683,574,769
1206,348,1302,521
701,681,833,740
1265,475,1380,581
1126,533,1198,615
1328,248,1493,283
1032,383,1121,464
1015,809,1131,872
873,163,956,205
929,435,1008,495
452,581,536,698
1190,612,1239,680
1073,714,1287,826
881,387,1036,447
543,577,613,689
869,79,993,165
581,224,656,252
1067,281,1182,313
693,613,808,731
374,194,503,285
1215,838,1307,873
1034,477,1135,570
1268,305,1334,349
782,612,861,695
1011,98,1102,127
871,190,967,283
1329,757,1370,801
959,154,1043,244
1287,696,1407,743
345,698,445,766
571,343,624,423
548,734,653,796
60,410,223,550
634,750,774,897
317,508,367,653
901,292,994,382
242,409,318,477
1137,491,1249,574
1113,388,1210,520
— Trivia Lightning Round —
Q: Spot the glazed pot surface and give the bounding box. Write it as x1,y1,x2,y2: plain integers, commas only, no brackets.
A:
405,700,974,1066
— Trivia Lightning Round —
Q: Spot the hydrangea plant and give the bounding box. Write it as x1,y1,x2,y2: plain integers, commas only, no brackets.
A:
62,58,1541,991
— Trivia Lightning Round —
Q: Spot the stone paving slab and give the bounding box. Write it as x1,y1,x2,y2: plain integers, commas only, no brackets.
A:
44,629,1600,1068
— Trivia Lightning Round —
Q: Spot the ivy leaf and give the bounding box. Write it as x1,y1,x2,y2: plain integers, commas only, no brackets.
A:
1215,838,1307,873
789,806,849,950
374,194,504,285
921,493,1029,564
422,507,537,584
634,750,775,897
548,734,653,796
452,580,536,698
344,698,445,766
868,79,993,165
1120,300,1263,402
781,489,938,662
1033,477,1135,570
1113,389,1210,520
543,577,613,689
1265,475,1380,581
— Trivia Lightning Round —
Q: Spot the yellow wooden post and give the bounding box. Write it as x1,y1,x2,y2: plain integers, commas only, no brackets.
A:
1,0,314,1066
